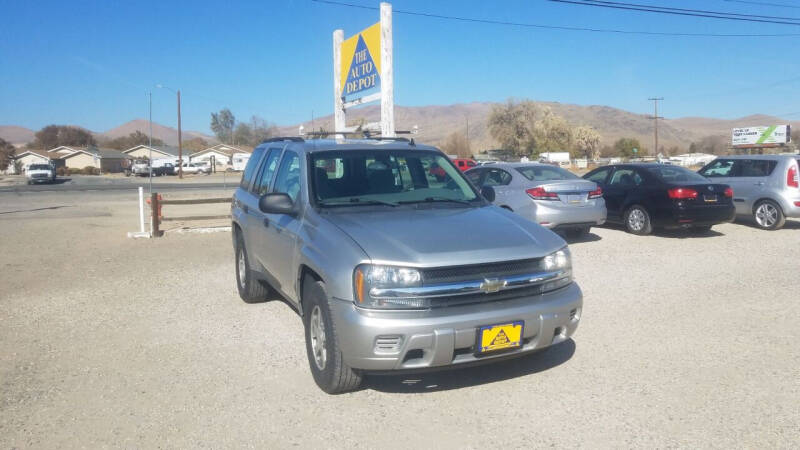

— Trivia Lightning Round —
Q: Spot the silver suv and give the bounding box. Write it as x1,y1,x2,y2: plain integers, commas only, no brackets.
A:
699,155,800,230
231,137,582,393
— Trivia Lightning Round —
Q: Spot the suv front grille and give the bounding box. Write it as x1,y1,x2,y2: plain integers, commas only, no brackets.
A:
428,284,544,308
421,258,542,284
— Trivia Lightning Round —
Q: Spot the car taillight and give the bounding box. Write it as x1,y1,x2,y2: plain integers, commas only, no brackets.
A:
526,187,558,200
588,187,603,199
788,164,799,188
667,187,698,200
724,187,733,198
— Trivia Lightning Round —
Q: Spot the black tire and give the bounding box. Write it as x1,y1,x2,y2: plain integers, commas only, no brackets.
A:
303,279,362,394
753,199,786,230
690,225,713,234
565,227,589,239
624,205,652,235
234,232,269,303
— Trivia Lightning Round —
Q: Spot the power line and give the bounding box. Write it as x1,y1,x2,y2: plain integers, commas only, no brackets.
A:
722,0,800,9
578,0,800,21
549,0,800,26
310,0,800,36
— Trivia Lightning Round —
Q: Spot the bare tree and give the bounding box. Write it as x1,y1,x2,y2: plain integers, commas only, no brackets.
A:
488,100,573,157
210,109,236,144
440,131,471,158
573,126,601,159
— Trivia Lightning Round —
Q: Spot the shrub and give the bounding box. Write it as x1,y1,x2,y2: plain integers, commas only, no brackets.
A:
56,167,67,176
82,166,100,175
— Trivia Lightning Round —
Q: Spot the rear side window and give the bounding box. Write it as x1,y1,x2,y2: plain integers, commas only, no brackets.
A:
609,168,643,187
482,169,512,186
739,159,777,177
240,147,266,190
700,159,735,177
516,165,578,181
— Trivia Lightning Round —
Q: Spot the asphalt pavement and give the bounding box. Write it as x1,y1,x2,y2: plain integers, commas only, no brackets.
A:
0,174,238,193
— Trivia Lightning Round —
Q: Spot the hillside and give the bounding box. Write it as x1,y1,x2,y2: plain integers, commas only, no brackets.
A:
278,101,799,154
0,125,35,146
102,119,216,146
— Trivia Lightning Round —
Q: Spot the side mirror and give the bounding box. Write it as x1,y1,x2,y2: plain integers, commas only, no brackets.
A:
259,193,295,215
481,185,496,202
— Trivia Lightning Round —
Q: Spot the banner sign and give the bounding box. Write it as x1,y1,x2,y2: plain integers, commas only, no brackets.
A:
732,125,790,147
339,22,381,97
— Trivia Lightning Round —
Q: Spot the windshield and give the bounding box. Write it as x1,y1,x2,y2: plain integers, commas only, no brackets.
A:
29,164,50,170
515,165,578,181
311,150,479,206
647,165,709,183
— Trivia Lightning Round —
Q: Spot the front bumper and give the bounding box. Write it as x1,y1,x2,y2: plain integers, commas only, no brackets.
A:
330,282,583,371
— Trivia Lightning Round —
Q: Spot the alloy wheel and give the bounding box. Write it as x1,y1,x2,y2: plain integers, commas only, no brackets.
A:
628,209,645,231
309,306,327,370
755,203,778,228
237,248,247,288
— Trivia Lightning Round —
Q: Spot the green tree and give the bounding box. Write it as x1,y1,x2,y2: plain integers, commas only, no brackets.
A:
30,125,96,150
488,100,573,157
0,138,16,171
104,131,164,150
440,131,471,158
233,123,253,146
614,138,643,158
210,108,235,144
690,135,728,155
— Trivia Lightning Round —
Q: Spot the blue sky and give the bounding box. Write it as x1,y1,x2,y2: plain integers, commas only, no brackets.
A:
1,0,799,134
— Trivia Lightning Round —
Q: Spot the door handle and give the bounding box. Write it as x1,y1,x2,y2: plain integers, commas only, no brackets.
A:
263,218,269,227
755,182,764,186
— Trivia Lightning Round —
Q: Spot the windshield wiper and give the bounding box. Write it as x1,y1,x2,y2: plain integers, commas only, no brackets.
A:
400,197,472,205
319,197,398,207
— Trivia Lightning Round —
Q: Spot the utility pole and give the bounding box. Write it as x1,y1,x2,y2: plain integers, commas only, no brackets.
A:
148,92,153,196
648,97,664,156
465,115,470,156
177,90,183,179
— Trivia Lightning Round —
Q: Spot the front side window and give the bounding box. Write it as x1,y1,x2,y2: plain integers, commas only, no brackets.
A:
311,150,478,206
700,159,735,178
482,169,512,186
516,165,578,181
273,151,301,202
252,148,282,195
609,168,643,187
240,146,266,190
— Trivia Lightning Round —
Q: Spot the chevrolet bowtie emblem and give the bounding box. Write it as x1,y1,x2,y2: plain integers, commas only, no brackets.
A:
480,278,506,294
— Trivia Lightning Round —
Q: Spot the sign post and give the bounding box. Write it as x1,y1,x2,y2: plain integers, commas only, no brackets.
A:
332,2,394,137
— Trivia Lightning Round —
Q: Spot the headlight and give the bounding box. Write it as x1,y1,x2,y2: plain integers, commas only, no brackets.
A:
354,264,425,309
540,248,573,292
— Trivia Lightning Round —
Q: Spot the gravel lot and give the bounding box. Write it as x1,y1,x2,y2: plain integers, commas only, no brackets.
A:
1,190,798,448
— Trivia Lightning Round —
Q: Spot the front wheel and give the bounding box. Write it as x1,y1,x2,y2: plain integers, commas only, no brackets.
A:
303,280,362,394
624,205,652,235
753,200,785,230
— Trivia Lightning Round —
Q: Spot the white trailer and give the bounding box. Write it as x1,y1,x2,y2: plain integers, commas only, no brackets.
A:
232,153,250,171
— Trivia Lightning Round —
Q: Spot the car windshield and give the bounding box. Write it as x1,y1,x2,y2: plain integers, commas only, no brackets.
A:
515,165,578,181
29,165,50,170
647,165,709,183
311,150,479,206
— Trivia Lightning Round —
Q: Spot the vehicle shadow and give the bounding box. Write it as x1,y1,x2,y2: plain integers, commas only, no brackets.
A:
561,231,602,244
599,223,724,239
50,178,72,184
363,339,575,394
734,217,800,231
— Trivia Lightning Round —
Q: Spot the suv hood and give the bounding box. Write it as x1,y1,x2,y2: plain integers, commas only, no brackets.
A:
323,205,565,267
27,169,52,175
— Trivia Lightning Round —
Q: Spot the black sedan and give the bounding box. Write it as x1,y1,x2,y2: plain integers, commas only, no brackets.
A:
582,164,735,235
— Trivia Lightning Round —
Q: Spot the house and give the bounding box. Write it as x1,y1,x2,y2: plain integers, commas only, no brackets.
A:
190,144,250,169
123,145,182,161
60,148,132,173
6,149,59,174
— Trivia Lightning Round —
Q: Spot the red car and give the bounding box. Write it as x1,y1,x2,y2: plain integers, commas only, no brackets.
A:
453,158,477,172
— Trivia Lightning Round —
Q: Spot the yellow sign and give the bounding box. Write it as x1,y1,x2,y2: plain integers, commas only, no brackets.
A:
479,322,524,353
340,22,381,96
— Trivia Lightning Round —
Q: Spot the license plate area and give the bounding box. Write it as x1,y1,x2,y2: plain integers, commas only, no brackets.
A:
476,321,524,354
703,194,717,203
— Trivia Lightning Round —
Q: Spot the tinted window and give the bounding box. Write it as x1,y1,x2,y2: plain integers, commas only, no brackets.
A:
240,147,266,190
310,150,478,205
252,148,282,195
465,169,482,185
739,159,777,177
584,167,611,184
700,159,735,178
273,151,301,202
516,165,578,181
482,169,512,186
646,166,708,183
609,168,643,187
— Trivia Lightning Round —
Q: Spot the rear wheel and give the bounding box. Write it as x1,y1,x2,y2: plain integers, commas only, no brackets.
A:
303,280,362,394
624,205,652,235
753,200,785,230
234,232,269,303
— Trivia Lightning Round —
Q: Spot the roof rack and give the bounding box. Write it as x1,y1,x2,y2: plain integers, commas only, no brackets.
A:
262,136,305,143
302,130,416,145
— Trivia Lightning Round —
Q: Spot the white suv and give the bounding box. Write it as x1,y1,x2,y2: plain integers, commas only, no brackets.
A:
26,164,56,184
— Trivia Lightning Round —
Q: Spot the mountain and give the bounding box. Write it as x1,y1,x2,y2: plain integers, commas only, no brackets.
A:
101,119,216,146
0,126,35,146
277,101,800,153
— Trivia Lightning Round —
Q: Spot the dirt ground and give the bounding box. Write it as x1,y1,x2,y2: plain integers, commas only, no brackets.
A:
1,189,798,448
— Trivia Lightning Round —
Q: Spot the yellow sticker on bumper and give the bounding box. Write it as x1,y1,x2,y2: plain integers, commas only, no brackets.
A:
478,321,524,353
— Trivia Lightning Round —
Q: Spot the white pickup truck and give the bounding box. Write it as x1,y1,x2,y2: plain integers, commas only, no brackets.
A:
26,164,56,184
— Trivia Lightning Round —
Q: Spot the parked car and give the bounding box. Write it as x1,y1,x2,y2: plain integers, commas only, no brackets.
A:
453,158,477,172
582,163,735,235
232,137,582,393
465,163,606,238
698,155,800,230
26,164,56,184
178,162,211,175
